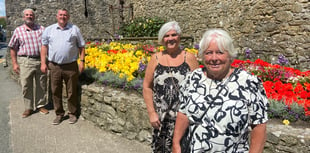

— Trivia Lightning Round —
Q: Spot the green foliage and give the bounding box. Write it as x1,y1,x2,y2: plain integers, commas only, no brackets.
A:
95,71,127,88
79,68,97,85
0,18,6,29
92,71,143,94
119,16,166,37
268,99,307,122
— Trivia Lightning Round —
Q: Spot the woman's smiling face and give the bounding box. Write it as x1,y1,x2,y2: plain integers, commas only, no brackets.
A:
163,30,180,50
203,39,232,80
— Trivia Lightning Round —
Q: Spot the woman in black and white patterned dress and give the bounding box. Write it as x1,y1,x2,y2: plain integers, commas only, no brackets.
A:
143,21,199,153
172,29,269,153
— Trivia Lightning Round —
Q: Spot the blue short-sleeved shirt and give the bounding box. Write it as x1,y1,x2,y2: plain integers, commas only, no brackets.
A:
42,23,85,64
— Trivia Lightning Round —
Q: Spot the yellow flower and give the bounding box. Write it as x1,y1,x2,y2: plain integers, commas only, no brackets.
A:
158,46,165,52
84,42,161,82
282,119,290,125
135,50,143,56
185,48,198,55
119,73,125,78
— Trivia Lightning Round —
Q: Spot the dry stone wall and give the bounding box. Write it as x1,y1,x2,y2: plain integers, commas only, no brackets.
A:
5,0,310,70
81,84,310,153
5,0,118,41
128,0,310,70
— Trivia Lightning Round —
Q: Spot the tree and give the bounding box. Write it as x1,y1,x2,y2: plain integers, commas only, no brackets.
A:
0,18,6,29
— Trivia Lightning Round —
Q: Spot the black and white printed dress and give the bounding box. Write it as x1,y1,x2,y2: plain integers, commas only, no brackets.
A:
179,67,268,153
152,52,191,153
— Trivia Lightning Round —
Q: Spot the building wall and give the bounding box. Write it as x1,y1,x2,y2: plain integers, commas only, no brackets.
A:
5,0,310,70
128,0,310,70
5,0,119,41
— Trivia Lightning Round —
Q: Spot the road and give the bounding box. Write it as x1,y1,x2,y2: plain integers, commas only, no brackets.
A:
0,42,14,153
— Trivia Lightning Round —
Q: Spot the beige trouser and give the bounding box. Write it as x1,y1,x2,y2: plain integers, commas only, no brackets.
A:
18,57,47,110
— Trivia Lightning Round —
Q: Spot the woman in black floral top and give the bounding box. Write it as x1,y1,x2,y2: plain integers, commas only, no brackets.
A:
172,29,268,153
143,21,199,153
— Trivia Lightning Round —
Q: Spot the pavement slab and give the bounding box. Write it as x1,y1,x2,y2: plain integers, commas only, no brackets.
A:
9,95,151,153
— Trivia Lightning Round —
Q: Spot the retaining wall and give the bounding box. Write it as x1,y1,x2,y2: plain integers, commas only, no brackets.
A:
81,84,310,153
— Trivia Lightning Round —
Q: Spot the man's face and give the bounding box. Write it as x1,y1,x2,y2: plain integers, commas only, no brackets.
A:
23,10,35,26
56,10,69,26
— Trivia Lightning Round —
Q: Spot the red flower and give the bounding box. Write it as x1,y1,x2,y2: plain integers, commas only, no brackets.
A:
294,82,305,95
304,83,310,92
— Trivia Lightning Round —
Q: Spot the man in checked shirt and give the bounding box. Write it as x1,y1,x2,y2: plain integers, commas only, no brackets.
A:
8,8,49,118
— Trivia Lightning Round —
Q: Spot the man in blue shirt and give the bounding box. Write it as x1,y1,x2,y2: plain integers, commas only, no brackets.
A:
40,8,85,125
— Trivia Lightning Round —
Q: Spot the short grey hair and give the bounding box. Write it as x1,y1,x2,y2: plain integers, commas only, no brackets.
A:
22,8,35,16
58,8,70,15
198,29,237,59
158,21,181,45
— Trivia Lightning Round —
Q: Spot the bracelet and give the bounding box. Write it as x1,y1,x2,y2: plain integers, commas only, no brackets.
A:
80,59,85,62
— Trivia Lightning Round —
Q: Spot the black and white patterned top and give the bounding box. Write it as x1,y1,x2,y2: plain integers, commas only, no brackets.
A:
179,68,269,153
153,61,190,122
151,52,191,153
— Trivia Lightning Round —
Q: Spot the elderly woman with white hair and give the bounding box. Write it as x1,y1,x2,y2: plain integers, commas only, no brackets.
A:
143,21,199,152
172,29,269,153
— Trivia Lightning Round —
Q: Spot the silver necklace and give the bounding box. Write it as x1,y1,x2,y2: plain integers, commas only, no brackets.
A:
205,68,232,95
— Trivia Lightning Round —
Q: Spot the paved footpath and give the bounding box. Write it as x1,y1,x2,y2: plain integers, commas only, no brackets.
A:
1,44,151,153
10,96,151,153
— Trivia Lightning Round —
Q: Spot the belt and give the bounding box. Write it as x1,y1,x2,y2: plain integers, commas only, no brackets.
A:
49,61,76,66
18,55,40,59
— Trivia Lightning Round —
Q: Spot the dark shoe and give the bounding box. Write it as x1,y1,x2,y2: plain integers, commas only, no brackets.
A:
39,107,49,114
68,114,77,124
22,109,33,118
52,115,63,125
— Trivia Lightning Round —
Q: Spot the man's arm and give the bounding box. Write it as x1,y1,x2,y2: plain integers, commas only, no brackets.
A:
10,48,19,74
40,45,48,73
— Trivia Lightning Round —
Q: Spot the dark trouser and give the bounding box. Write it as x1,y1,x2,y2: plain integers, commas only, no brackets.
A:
48,61,79,116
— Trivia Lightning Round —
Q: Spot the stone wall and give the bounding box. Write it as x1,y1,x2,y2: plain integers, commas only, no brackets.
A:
127,0,310,70
80,84,152,143
81,84,310,153
5,0,310,70
5,0,120,41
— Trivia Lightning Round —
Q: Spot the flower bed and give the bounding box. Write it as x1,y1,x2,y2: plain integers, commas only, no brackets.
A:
82,41,310,124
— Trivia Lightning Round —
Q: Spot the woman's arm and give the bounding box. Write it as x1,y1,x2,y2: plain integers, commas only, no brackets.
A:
249,123,267,153
143,54,160,129
78,47,85,72
173,112,189,153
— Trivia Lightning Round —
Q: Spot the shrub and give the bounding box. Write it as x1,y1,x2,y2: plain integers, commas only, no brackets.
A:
119,16,166,37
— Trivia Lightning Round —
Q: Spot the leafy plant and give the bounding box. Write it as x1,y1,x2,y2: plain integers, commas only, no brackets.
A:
268,99,307,122
0,18,6,29
119,16,166,37
93,71,143,94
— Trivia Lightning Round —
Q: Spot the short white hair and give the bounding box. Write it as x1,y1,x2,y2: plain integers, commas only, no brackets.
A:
22,8,35,16
158,21,181,45
198,29,237,59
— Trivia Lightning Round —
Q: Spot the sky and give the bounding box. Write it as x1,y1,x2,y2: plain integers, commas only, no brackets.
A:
0,0,5,16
